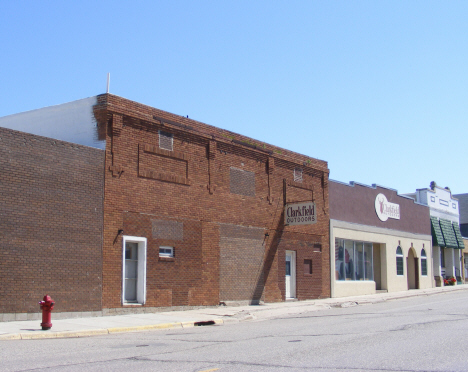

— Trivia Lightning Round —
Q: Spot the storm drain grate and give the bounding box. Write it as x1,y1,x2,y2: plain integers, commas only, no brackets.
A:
194,321,216,326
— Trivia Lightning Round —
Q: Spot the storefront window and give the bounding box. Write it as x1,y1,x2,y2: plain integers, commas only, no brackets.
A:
335,238,373,281
355,242,364,280
364,243,373,280
335,240,345,280
344,240,355,280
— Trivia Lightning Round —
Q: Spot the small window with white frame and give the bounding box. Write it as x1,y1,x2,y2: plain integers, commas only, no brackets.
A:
294,167,303,182
159,130,173,151
159,246,174,258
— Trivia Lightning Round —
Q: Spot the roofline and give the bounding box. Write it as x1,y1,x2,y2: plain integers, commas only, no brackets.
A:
415,186,459,201
96,93,329,173
329,179,428,207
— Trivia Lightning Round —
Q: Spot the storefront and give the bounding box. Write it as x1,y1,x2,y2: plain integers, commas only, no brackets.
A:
406,185,465,286
329,181,433,298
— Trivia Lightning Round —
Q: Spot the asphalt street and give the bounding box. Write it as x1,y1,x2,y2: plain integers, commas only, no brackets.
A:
2,289,468,372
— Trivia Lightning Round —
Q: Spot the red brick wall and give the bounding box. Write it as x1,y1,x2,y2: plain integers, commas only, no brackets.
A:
96,94,330,308
219,224,265,302
0,127,104,313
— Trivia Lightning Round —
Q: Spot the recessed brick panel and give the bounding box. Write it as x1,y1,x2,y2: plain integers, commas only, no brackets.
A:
140,148,187,178
230,167,255,197
219,224,265,302
287,184,313,204
152,219,184,241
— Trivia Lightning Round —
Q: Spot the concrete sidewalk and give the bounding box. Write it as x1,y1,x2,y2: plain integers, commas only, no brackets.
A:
2,285,467,340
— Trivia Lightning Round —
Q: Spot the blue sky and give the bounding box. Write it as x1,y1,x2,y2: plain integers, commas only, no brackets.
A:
1,1,466,194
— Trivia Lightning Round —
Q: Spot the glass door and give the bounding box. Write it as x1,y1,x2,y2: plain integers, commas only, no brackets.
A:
124,242,138,302
285,250,296,298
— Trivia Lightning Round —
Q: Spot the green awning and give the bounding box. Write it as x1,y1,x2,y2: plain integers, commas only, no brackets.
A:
430,216,445,247
440,219,460,249
453,222,465,249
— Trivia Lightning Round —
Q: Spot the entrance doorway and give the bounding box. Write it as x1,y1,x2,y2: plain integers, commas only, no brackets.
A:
285,250,296,299
407,248,419,290
122,236,147,305
124,242,138,302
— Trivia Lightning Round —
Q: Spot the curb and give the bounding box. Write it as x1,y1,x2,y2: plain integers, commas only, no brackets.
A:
1,286,466,341
0,319,224,341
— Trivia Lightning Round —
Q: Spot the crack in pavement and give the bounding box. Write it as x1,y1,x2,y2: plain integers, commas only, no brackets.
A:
389,315,468,332
22,354,447,372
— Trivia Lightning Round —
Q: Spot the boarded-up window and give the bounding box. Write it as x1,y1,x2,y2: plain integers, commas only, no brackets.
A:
294,167,303,182
230,167,255,197
304,259,312,274
152,219,183,240
159,131,173,151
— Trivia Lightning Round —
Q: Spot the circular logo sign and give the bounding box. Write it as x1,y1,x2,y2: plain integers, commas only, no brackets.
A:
375,193,389,221
375,193,400,222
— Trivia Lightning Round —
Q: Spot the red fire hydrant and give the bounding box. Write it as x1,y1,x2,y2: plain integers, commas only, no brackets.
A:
39,294,55,330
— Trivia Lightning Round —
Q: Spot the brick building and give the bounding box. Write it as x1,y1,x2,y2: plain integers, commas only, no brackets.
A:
0,94,330,318
0,126,104,319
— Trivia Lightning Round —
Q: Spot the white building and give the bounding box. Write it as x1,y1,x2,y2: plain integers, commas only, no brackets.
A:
405,184,464,286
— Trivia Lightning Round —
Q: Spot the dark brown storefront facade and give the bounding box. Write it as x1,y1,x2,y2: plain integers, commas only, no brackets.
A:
329,180,433,298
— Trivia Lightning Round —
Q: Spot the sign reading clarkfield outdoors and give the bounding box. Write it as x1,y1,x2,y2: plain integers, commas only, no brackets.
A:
284,201,316,226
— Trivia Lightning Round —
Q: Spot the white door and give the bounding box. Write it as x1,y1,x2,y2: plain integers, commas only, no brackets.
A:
124,242,138,302
285,250,296,298
122,236,147,305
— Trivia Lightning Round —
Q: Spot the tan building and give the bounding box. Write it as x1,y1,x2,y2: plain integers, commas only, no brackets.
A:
330,181,433,298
